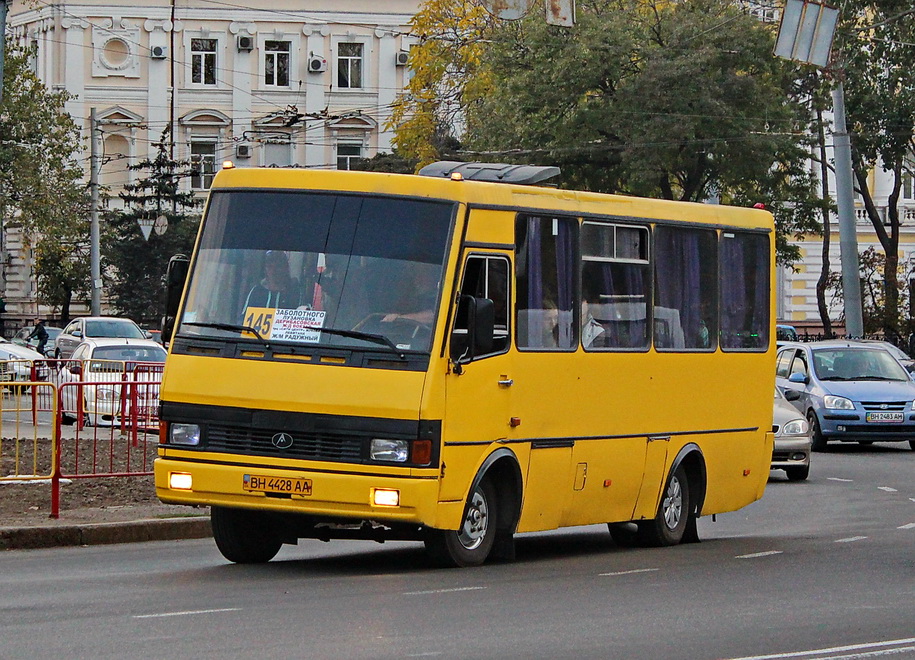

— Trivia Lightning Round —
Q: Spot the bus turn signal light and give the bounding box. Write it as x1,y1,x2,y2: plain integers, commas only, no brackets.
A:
412,440,432,465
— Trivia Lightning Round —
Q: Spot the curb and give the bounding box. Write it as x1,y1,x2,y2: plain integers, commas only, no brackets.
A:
0,516,212,551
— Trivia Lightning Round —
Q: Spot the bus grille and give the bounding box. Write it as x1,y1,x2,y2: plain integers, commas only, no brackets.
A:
206,424,364,461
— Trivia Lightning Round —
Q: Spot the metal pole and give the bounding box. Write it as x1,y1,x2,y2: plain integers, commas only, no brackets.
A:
90,108,101,315
831,83,864,338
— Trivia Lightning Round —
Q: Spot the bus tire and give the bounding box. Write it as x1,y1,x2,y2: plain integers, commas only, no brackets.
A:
638,464,689,547
425,478,497,567
211,506,283,564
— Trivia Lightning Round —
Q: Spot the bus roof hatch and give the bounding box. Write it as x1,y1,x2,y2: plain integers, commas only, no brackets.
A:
418,161,561,186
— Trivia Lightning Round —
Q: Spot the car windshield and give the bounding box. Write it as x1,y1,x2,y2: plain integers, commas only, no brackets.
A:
812,348,910,381
91,346,166,362
178,190,455,354
85,320,144,339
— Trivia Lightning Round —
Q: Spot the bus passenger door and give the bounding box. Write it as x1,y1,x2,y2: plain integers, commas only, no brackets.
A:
440,254,514,503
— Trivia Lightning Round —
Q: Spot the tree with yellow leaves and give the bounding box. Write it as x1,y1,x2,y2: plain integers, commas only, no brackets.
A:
388,0,496,168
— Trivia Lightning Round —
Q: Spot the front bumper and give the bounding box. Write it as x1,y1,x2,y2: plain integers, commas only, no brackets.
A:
154,453,446,527
820,411,915,441
771,436,811,468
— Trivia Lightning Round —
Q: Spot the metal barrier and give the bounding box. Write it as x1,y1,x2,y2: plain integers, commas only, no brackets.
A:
0,358,163,518
0,382,60,511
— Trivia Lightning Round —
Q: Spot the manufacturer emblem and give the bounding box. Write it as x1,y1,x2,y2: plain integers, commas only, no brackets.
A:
271,432,294,449
880,404,888,410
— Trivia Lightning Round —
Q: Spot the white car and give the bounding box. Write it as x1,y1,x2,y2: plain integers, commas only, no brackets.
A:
59,338,167,426
0,337,48,383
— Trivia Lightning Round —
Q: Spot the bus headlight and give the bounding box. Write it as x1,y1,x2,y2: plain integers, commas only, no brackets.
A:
170,423,201,446
370,438,408,462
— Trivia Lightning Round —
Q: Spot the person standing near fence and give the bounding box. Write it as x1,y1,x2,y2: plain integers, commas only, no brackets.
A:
28,318,49,355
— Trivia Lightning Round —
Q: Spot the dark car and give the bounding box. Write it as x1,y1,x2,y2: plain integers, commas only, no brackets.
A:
53,316,147,359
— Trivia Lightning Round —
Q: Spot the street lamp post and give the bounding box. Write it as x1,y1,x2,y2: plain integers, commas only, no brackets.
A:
774,0,864,338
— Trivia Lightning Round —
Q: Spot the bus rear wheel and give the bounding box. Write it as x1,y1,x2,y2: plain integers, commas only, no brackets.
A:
638,464,689,547
211,506,283,564
425,479,497,567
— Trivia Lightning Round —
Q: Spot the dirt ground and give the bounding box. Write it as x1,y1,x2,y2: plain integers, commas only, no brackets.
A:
0,434,208,528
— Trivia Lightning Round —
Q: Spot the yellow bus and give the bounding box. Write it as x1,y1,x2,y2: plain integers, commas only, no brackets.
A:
155,161,775,567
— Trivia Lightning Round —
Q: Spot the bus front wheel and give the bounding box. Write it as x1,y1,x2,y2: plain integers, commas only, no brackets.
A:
425,479,497,567
211,506,283,564
638,464,689,547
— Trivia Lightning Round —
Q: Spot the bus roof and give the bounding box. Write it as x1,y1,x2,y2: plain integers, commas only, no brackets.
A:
211,165,773,231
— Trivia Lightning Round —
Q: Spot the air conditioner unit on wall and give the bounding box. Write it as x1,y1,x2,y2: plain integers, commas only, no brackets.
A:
308,54,327,73
150,45,168,59
395,50,409,67
237,35,254,51
236,144,252,159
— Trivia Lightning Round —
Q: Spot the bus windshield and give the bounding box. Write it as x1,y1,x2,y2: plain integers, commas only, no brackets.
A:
179,190,455,353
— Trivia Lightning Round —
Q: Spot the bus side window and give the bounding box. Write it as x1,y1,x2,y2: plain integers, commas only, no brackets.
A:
451,255,511,361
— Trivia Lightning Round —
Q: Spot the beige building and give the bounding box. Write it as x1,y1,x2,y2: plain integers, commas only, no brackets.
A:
3,0,420,331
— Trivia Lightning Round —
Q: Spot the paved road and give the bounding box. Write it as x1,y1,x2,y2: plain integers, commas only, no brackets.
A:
1,443,913,659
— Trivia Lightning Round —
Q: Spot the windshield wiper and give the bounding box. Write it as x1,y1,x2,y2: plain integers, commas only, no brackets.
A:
182,322,270,348
182,322,405,359
316,327,405,359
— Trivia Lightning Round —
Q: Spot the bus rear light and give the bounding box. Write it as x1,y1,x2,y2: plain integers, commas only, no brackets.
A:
372,488,400,507
412,440,432,465
169,472,193,490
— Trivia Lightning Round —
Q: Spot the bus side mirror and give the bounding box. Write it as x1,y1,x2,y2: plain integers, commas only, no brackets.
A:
161,254,190,345
451,295,495,364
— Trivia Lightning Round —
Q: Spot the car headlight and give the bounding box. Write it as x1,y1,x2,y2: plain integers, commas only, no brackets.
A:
370,438,409,462
824,395,855,410
95,387,118,401
782,419,808,436
169,423,201,446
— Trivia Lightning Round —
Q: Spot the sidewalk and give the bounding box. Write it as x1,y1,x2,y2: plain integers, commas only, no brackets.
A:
0,503,212,551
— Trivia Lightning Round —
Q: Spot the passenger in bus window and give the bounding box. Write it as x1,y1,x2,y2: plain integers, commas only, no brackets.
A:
243,250,303,311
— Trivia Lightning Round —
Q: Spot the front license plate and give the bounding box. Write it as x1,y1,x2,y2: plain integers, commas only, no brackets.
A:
243,474,312,496
865,412,904,423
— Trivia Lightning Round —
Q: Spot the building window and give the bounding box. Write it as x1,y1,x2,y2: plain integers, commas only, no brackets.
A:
336,143,362,170
265,41,290,87
191,38,217,85
337,43,363,89
191,141,217,189
265,140,292,167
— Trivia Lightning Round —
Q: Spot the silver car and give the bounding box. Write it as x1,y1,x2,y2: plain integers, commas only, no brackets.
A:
773,387,811,481
54,316,147,359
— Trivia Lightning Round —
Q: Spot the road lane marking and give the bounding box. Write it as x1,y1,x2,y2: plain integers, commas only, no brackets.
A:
898,523,915,529
835,536,868,543
877,486,898,492
736,551,784,559
725,637,915,659
133,608,241,619
403,587,486,596
828,477,854,482
599,568,659,576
